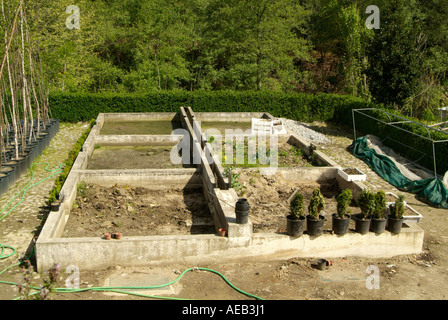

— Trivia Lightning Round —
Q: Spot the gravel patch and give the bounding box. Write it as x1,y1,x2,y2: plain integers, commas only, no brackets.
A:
280,118,331,144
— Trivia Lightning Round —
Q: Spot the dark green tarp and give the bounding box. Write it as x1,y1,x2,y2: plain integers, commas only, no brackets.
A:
352,136,448,209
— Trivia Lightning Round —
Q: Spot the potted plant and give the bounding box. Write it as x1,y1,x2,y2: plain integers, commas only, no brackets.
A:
371,191,387,234
287,193,306,237
306,188,326,237
332,189,352,235
355,190,375,234
388,195,405,234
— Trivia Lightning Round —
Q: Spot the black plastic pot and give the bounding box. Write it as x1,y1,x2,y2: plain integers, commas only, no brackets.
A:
370,218,387,234
332,214,351,235
306,215,325,237
50,200,62,211
25,145,37,163
355,214,371,235
11,156,27,179
235,198,250,224
4,160,20,182
286,215,305,237
0,166,14,193
387,216,404,234
0,175,8,195
315,259,328,270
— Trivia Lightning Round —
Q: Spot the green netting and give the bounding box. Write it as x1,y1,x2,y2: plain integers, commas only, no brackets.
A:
352,136,448,209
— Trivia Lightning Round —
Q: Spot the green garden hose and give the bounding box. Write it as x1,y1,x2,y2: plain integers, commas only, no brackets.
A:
0,162,64,262
0,163,264,300
3,265,264,300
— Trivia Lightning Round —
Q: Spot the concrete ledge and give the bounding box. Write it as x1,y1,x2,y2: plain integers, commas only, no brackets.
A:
78,169,202,189
313,150,339,167
36,223,424,271
94,135,182,146
101,112,180,122
194,112,266,122
248,223,424,260
288,134,314,157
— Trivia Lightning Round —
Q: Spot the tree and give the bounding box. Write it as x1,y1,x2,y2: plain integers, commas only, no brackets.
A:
365,0,425,110
338,3,372,98
201,0,311,91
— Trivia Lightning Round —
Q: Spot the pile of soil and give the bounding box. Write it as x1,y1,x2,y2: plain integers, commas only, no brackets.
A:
63,184,213,238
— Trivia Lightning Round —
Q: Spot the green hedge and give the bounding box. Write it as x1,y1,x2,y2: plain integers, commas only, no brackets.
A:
48,90,373,124
47,119,96,204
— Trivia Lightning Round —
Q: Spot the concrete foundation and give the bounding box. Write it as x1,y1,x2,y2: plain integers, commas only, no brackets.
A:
35,110,424,271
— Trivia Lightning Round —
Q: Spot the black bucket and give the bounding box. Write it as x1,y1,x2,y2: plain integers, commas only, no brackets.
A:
235,198,250,224
331,214,351,235
286,215,305,237
313,259,328,270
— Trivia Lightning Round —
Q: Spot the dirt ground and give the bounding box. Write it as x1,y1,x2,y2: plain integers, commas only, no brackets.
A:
63,184,214,238
87,146,182,170
1,121,448,302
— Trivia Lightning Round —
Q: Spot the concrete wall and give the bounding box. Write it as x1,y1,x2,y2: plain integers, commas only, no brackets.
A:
101,112,180,122
94,135,182,146
194,112,266,122
36,223,424,271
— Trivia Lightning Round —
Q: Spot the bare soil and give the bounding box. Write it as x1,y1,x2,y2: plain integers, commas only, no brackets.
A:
218,141,316,169
63,184,214,238
232,168,362,233
87,146,182,170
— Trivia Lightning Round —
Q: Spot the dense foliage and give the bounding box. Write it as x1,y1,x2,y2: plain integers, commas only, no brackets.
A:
2,0,447,118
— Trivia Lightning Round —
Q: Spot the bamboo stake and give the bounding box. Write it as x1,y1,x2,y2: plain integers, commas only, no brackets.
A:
0,0,23,84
